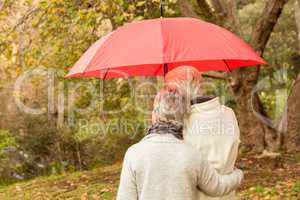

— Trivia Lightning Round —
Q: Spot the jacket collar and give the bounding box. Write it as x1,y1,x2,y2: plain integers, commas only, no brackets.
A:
142,133,183,143
191,97,221,113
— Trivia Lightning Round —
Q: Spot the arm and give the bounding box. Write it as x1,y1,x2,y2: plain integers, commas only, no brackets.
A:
230,110,241,164
116,149,138,200
223,108,241,172
231,109,240,139
197,156,243,197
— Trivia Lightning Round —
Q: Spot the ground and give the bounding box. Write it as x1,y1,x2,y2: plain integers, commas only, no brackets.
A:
0,153,299,200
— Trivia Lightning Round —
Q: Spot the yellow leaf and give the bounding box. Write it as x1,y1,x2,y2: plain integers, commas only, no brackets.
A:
136,1,146,7
92,194,100,200
81,193,88,200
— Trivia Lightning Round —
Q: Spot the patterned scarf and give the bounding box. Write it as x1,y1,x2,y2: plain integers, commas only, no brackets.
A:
147,120,183,140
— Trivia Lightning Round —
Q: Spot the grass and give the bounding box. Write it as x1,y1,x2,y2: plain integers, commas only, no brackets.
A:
0,153,299,200
0,163,121,200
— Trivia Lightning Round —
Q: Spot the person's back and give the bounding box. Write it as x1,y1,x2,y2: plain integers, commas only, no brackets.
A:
124,134,200,199
117,133,243,200
185,97,240,200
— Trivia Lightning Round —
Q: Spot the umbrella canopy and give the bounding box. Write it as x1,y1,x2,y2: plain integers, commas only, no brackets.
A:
66,17,266,79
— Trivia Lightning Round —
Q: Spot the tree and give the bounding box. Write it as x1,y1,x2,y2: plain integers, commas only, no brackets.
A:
0,0,180,178
281,74,300,151
279,0,300,152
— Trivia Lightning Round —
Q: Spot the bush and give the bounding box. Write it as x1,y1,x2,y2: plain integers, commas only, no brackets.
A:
0,129,19,184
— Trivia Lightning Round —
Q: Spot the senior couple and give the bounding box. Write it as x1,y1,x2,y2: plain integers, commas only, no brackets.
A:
117,66,242,200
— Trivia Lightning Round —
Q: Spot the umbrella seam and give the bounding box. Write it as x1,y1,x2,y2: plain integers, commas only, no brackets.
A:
159,18,165,67
208,24,240,58
223,59,231,72
85,32,114,73
103,68,109,80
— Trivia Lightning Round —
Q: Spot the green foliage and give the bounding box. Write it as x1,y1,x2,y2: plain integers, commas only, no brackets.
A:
204,80,236,108
0,0,178,182
0,130,16,153
291,181,300,195
1,155,300,200
0,130,18,185
252,185,279,196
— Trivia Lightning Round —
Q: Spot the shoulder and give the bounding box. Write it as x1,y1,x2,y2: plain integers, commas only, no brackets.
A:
221,105,240,136
221,105,234,113
124,138,150,157
125,141,141,153
123,142,141,161
221,105,237,118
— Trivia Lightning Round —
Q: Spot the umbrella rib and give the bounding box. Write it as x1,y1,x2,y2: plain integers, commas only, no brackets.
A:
159,18,165,71
103,68,109,80
85,32,114,75
223,60,231,72
163,63,168,77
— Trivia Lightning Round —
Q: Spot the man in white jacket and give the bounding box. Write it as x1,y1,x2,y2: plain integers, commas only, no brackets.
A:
185,96,240,200
165,66,240,200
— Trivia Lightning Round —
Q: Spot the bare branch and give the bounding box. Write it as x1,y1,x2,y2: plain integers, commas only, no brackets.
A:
202,73,230,81
209,0,225,13
295,0,300,50
195,0,216,22
6,7,39,36
225,0,241,34
250,0,289,54
177,0,199,18
178,0,241,34
178,0,216,22
208,0,241,34
244,0,288,82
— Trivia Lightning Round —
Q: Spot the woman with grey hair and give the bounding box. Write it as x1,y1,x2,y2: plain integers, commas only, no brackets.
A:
117,87,243,200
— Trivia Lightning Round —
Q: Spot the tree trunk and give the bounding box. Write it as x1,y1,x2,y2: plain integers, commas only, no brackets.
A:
279,0,300,152
234,0,288,152
296,0,300,49
233,77,266,152
57,81,64,128
177,0,199,19
281,74,300,151
76,142,82,170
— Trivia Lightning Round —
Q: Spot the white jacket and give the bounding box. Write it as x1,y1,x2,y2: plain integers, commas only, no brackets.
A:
117,133,243,200
185,97,240,200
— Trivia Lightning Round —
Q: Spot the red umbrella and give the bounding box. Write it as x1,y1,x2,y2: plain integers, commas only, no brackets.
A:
65,17,266,79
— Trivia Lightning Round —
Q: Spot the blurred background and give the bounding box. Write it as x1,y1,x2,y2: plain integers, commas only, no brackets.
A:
0,0,299,199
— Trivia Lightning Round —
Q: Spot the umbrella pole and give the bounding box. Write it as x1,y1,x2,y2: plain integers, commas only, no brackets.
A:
160,0,164,17
163,63,168,80
102,69,108,99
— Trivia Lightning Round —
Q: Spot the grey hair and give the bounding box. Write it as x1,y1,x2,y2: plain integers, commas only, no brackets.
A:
152,87,186,125
166,79,203,104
